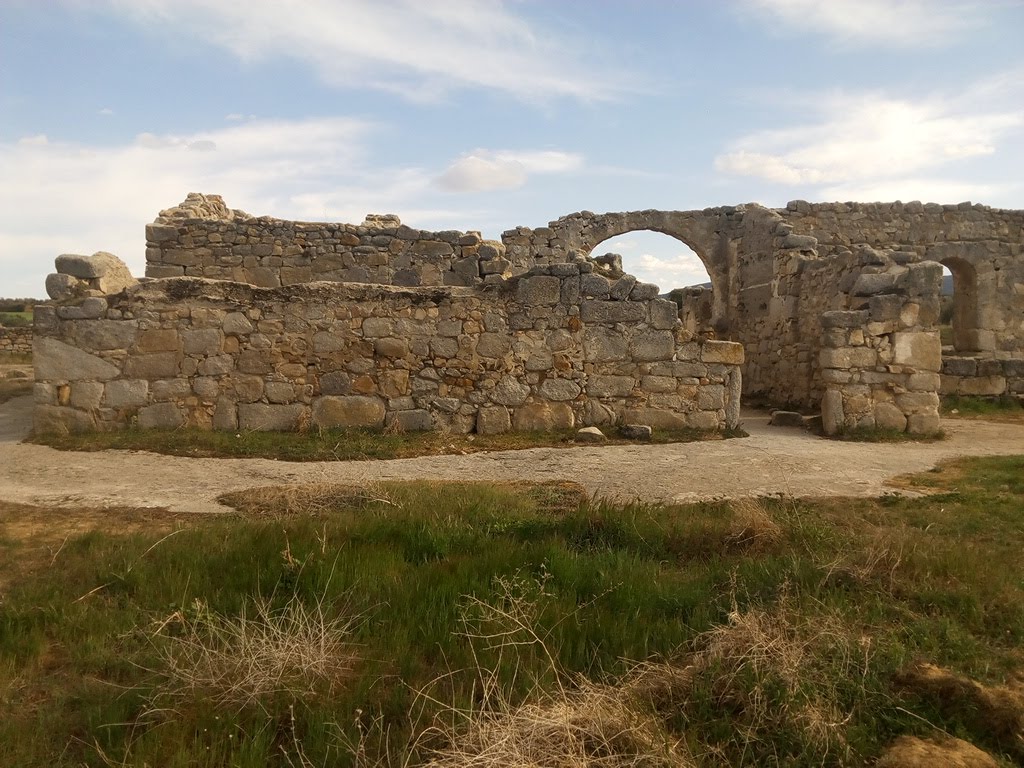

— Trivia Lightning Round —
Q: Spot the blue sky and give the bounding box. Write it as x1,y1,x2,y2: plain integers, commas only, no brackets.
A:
2,0,1022,298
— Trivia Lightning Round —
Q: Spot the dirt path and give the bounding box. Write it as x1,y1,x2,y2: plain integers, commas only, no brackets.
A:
1,394,1021,514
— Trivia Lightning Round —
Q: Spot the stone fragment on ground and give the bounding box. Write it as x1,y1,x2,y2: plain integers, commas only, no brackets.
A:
620,424,652,440
769,410,805,427
575,426,606,442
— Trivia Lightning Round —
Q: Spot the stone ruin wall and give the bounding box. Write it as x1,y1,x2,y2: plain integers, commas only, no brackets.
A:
145,194,512,289
33,255,743,435
0,326,32,356
781,201,1024,401
35,193,1023,436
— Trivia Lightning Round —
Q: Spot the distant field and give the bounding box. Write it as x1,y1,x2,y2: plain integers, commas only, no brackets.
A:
0,311,32,328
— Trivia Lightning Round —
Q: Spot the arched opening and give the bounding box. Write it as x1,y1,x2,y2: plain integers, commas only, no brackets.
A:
939,257,979,352
587,230,716,334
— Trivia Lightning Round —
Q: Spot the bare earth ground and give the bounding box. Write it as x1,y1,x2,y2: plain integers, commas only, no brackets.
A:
2,393,1022,514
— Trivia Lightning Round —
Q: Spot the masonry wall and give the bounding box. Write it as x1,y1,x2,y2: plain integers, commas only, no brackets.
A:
33,259,743,435
145,193,511,288
781,201,1024,357
0,326,32,356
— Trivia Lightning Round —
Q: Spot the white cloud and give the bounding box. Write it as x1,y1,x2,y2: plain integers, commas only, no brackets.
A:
437,149,583,192
743,0,986,46
0,116,487,297
714,84,1024,200
100,0,620,102
98,107,114,116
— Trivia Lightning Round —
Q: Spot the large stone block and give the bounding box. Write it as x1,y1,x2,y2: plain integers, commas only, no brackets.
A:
476,405,511,434
104,379,149,408
491,375,530,406
34,404,97,433
892,332,941,372
312,396,386,428
820,347,878,369
586,375,635,397
516,275,561,306
137,402,185,429
580,300,646,324
958,376,1007,396
583,329,628,362
124,352,179,379
629,331,675,362
512,402,575,431
69,381,104,410
239,403,307,431
34,337,120,381
620,407,687,429
388,409,433,432
538,378,581,401
700,340,744,365
821,389,844,435
874,401,908,431
182,328,223,355
136,329,180,353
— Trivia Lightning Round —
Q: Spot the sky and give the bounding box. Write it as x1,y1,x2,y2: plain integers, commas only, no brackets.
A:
1,0,1022,298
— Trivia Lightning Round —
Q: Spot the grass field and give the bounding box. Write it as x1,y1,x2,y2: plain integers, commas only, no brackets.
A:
0,310,33,328
2,457,1023,766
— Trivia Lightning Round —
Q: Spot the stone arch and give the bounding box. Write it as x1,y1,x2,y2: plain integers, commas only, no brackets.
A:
939,256,980,352
547,210,728,327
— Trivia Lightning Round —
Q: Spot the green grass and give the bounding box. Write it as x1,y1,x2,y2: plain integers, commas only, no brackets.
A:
31,424,746,462
2,459,1024,766
943,394,1024,420
0,310,32,328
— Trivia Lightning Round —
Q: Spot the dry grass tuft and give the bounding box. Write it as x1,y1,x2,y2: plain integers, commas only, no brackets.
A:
146,594,361,712
818,528,909,592
414,573,691,767
678,585,867,762
725,498,783,551
875,735,998,768
420,678,692,768
897,663,1024,759
220,482,398,517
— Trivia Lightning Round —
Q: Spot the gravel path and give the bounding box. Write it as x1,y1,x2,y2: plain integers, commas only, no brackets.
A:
1,394,1021,514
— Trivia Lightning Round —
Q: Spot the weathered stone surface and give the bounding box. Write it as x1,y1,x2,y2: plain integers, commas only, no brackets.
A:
583,330,628,363
821,389,844,435
389,409,432,432
586,375,634,397
137,402,185,429
701,340,744,365
575,426,606,442
476,405,511,434
491,375,530,406
893,332,941,372
907,412,941,434
516,275,561,305
538,378,581,401
124,352,179,379
312,396,385,428
34,404,96,433
45,272,83,300
104,379,149,408
34,337,120,381
874,401,908,431
619,423,652,440
629,331,675,362
769,410,804,427
580,300,646,324
239,403,306,431
512,402,574,431
69,381,104,410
